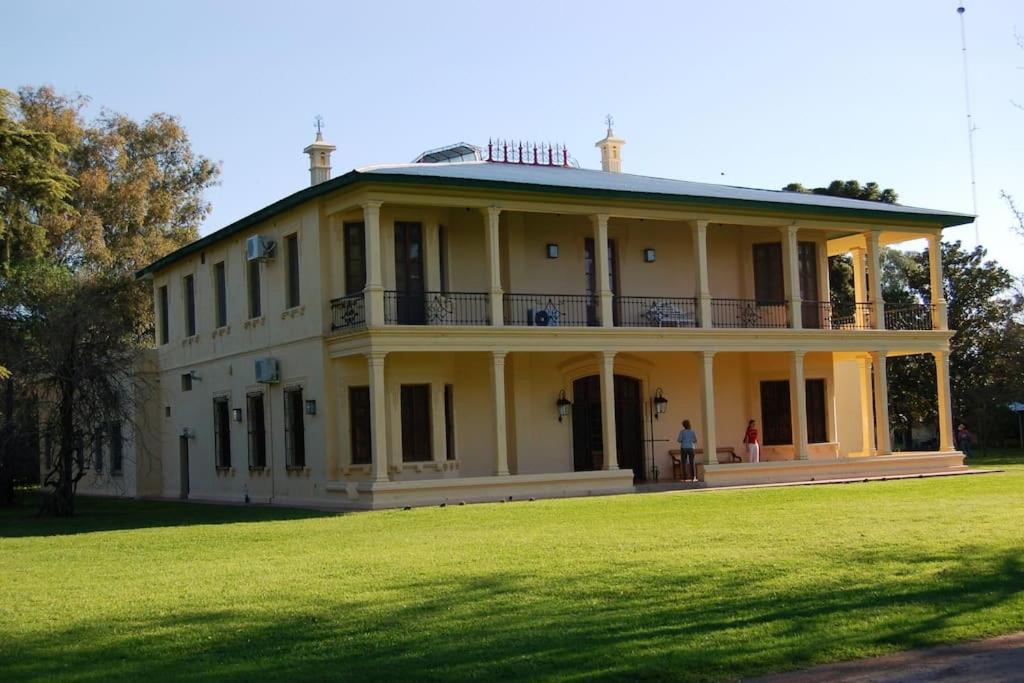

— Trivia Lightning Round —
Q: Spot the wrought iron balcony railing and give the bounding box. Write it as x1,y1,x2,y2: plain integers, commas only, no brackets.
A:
615,296,698,328
330,293,365,331
884,303,935,331
504,293,596,327
711,299,788,329
384,291,490,326
801,301,875,331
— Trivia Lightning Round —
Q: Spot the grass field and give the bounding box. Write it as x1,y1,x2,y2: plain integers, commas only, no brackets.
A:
2,452,1022,682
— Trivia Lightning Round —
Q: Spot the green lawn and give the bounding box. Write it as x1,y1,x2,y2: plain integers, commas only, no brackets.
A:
2,453,1023,682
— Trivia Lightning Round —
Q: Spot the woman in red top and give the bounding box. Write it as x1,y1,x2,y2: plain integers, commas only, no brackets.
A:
743,419,760,463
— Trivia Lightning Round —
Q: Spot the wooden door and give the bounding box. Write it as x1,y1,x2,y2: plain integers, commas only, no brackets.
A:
178,435,189,500
798,242,821,328
394,222,425,324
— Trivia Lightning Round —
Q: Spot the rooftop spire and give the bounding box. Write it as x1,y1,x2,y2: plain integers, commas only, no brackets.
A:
303,116,336,186
595,115,625,173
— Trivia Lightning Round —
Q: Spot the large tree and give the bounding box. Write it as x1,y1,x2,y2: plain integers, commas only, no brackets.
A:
0,86,218,513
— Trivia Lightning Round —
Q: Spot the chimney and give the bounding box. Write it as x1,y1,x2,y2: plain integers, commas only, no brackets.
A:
594,114,625,173
303,116,336,186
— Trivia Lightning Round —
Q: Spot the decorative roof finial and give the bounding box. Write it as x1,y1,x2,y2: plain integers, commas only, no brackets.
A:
604,114,614,136
314,115,324,141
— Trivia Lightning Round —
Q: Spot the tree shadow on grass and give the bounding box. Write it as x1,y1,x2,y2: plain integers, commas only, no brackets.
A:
2,548,1022,682
0,492,338,538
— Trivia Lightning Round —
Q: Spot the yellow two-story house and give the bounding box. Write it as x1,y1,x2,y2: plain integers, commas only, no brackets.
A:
124,127,972,508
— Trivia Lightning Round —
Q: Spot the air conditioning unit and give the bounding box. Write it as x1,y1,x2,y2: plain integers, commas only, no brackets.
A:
255,358,280,384
527,308,553,327
246,235,276,262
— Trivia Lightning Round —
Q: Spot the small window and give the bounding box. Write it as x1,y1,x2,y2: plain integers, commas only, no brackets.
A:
285,234,300,308
753,243,784,304
92,426,104,473
165,406,171,418
157,285,169,345
343,222,366,295
183,274,196,336
284,387,306,468
806,379,828,444
400,384,432,462
214,261,227,328
181,373,193,392
349,386,371,465
247,393,267,468
248,258,262,319
213,397,231,469
444,384,455,461
109,422,123,475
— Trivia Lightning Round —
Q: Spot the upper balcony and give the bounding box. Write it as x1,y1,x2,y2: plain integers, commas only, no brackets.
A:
326,202,948,337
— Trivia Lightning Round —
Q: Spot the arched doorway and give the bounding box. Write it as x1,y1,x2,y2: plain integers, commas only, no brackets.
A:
571,375,645,481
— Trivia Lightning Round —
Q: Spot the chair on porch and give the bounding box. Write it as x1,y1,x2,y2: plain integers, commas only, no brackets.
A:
668,447,742,480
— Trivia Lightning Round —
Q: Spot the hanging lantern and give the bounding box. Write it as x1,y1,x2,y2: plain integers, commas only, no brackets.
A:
556,389,572,422
653,387,668,418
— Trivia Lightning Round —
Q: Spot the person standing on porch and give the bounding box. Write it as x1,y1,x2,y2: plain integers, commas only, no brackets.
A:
957,424,972,459
743,419,760,463
677,420,698,482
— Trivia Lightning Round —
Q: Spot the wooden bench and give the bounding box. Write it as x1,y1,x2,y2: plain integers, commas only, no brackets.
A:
668,447,741,480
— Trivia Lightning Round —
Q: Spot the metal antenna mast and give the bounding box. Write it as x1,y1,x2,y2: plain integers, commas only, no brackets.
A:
957,4,980,245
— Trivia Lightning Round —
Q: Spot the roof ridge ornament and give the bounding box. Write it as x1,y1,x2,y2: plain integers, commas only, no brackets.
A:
486,138,572,167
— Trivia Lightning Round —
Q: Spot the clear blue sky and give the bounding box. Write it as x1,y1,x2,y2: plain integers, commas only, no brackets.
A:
5,0,1023,272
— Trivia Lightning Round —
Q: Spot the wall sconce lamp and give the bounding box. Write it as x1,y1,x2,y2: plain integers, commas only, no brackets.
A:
653,387,668,419
188,369,202,381
643,248,656,263
232,408,243,423
556,389,572,422
546,243,559,259
305,399,317,416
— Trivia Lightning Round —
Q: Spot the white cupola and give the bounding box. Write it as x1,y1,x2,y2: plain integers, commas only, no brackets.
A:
303,116,336,186
594,115,625,173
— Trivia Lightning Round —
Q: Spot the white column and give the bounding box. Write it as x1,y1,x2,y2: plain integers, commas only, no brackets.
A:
866,231,885,330
367,352,389,482
928,233,947,330
858,356,877,455
780,225,802,329
871,351,891,454
691,220,712,328
599,351,618,469
790,351,809,460
934,351,954,451
362,201,385,327
851,247,867,328
592,214,615,328
483,207,504,326
699,351,717,465
490,351,510,475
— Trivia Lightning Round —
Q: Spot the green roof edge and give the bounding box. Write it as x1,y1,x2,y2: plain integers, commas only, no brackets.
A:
136,170,975,279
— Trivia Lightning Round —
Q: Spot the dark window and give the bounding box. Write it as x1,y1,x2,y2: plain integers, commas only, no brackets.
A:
214,397,231,468
400,384,432,462
760,380,792,446
247,393,267,468
444,384,455,461
181,373,192,392
798,242,821,327
248,258,262,318
92,426,104,472
343,222,366,295
438,225,449,293
183,274,196,336
806,379,828,444
109,422,123,474
584,237,618,325
753,243,784,303
394,222,425,324
349,386,371,465
158,285,169,345
285,234,300,308
284,387,306,468
214,261,227,328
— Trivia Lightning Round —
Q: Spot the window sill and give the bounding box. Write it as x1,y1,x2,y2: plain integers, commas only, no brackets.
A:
389,460,461,474
215,466,235,476
285,466,310,477
212,325,231,338
181,334,199,347
281,305,305,320
243,316,266,329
